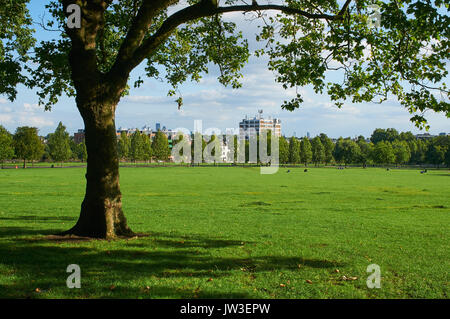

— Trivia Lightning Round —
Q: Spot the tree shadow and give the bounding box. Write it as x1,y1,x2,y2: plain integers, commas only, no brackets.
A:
0,227,61,238
130,231,253,249
0,228,344,298
0,215,76,222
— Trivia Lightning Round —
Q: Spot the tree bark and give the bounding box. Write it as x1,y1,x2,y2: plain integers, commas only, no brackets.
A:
62,99,134,239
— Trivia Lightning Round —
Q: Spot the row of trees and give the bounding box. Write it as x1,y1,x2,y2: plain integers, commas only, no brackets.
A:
1,124,449,168
117,130,171,162
278,129,450,167
0,123,86,168
0,122,176,167
280,134,334,166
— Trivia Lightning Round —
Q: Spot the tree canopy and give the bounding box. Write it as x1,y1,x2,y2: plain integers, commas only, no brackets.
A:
7,0,449,128
47,121,72,164
0,125,14,167
0,0,35,101
13,126,44,168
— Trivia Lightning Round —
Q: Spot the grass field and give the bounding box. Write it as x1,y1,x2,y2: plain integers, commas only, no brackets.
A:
0,166,448,299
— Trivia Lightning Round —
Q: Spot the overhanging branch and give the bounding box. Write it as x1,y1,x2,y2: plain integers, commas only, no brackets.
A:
110,0,353,76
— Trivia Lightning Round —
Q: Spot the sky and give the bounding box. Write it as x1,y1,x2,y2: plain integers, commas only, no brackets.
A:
0,1,448,138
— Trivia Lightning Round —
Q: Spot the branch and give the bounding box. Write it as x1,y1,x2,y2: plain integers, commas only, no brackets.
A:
110,0,353,76
114,1,178,68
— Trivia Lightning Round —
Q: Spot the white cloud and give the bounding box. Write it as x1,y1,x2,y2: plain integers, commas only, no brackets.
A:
23,103,42,111
18,114,54,127
124,95,168,104
0,114,13,125
0,105,12,113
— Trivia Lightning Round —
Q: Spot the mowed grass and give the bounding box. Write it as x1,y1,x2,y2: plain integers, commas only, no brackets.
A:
0,166,448,299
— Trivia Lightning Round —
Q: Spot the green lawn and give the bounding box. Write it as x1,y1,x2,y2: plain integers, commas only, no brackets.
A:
0,166,448,298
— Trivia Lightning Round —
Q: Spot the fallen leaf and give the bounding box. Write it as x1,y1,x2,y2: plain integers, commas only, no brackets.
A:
279,284,286,287
342,276,358,281
335,269,340,273
306,280,313,284
34,288,41,293
207,278,213,282
109,285,116,290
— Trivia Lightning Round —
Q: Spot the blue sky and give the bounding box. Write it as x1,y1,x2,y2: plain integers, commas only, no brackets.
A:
0,1,448,138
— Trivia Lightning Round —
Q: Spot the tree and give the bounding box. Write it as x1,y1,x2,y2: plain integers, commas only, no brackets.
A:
288,137,300,164
356,139,373,167
0,125,14,168
392,140,411,166
4,1,450,238
410,139,428,165
300,137,313,166
142,134,153,162
333,138,345,165
445,147,450,168
426,144,445,168
399,131,416,142
76,141,88,162
333,138,359,166
279,136,289,165
152,130,170,162
370,128,400,144
425,136,449,167
130,129,144,162
13,127,44,168
0,0,35,101
118,131,130,161
372,141,395,165
47,122,72,166
311,136,324,166
319,133,334,165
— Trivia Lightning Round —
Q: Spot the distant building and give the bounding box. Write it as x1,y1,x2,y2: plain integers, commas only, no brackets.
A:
239,110,281,140
415,133,435,140
156,123,161,131
74,129,85,144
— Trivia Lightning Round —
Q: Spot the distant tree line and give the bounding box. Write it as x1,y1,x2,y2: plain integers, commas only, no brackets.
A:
117,129,171,162
0,122,85,167
278,129,450,168
0,125,449,168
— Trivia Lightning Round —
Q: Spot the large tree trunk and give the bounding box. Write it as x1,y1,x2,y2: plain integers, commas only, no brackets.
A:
62,99,134,239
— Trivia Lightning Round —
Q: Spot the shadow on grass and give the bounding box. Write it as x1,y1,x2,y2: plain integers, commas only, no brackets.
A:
0,227,61,238
0,215,76,222
0,227,344,298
